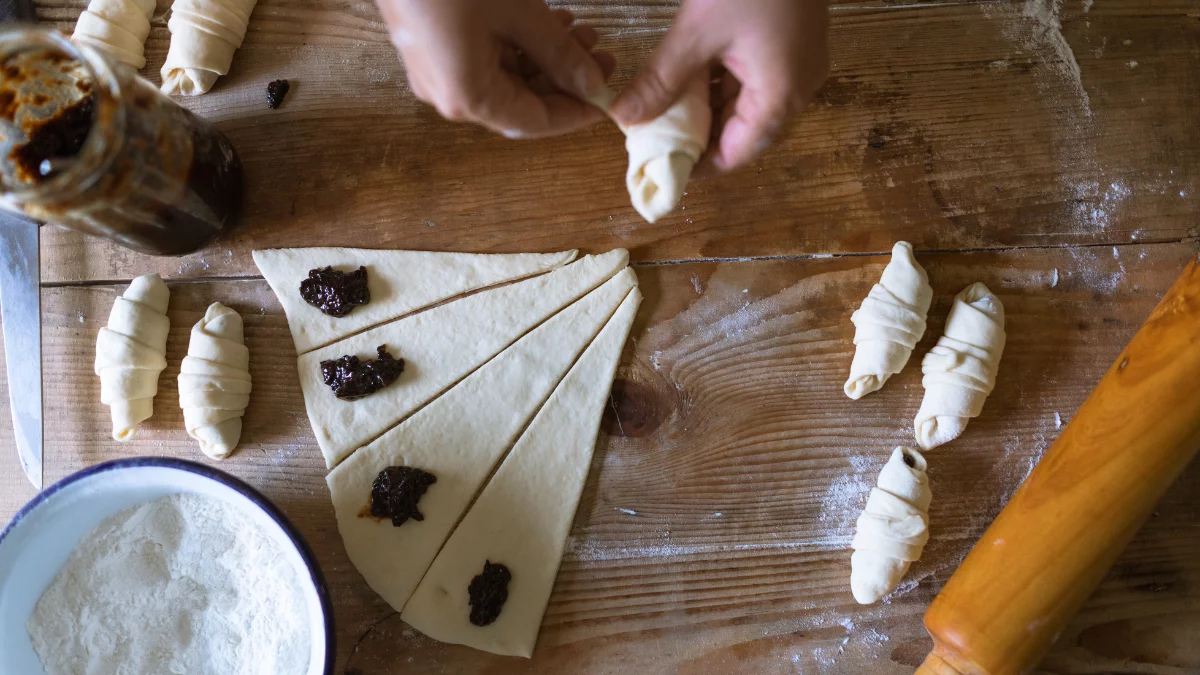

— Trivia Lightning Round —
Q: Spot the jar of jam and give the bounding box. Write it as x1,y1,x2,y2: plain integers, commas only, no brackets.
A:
0,27,244,256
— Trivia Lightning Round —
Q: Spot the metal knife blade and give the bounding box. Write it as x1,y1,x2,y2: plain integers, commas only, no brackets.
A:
0,215,42,489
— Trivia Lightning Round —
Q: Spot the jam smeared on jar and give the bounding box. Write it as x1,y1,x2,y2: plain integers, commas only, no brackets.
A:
468,561,511,627
9,93,94,183
365,466,437,527
300,266,369,317
321,345,404,400
266,79,290,109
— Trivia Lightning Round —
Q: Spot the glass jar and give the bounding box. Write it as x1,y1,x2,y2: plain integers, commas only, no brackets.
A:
0,27,244,256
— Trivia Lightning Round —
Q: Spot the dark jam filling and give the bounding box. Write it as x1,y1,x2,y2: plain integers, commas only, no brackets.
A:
902,451,916,468
367,466,437,527
266,79,290,109
300,266,370,317
320,345,404,400
468,561,511,627
10,93,94,183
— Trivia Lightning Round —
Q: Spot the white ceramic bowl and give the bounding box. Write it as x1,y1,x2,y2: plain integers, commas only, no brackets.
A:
0,457,335,675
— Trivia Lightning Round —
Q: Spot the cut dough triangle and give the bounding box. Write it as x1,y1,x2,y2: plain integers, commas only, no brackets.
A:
254,247,578,354
327,269,638,613
298,249,628,469
401,286,641,657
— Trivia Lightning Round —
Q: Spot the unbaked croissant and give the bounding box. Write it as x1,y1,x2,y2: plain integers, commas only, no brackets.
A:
160,0,259,95
850,446,931,604
621,76,711,224
178,302,251,459
95,273,170,441
71,0,156,69
845,242,933,399
914,282,1006,450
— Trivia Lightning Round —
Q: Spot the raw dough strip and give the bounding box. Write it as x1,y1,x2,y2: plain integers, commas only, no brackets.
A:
914,282,1006,450
252,248,578,354
844,241,933,399
160,0,259,95
850,446,931,604
591,78,712,223
179,303,252,459
401,287,642,657
71,0,156,69
95,273,170,441
327,269,638,614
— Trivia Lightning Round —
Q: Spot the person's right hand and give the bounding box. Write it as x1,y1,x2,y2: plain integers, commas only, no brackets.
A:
376,0,615,139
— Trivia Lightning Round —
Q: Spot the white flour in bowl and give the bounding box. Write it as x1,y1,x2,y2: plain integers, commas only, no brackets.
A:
26,492,312,675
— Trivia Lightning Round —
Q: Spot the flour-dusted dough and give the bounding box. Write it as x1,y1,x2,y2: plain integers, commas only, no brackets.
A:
402,288,641,657
71,0,155,69
914,282,1006,450
160,0,258,95
95,274,169,441
299,249,628,469
253,248,578,354
620,76,711,223
845,242,933,399
178,303,251,459
328,270,638,613
850,446,931,604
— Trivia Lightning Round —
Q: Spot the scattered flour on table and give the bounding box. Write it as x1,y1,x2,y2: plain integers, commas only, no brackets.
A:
27,493,311,675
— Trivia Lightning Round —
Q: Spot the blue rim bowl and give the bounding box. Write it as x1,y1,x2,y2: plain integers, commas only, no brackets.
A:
0,457,336,675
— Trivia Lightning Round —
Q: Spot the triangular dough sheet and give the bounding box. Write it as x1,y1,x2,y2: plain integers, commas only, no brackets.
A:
299,249,629,469
401,287,641,657
254,247,579,354
327,269,638,614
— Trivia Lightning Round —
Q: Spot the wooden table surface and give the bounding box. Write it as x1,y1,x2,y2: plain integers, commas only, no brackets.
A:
4,0,1199,672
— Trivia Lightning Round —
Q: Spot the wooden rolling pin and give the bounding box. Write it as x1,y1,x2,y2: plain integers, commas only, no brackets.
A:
917,255,1200,675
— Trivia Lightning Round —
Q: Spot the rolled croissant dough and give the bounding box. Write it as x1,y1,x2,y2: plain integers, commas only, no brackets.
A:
161,0,258,95
915,282,1006,450
253,248,577,354
850,446,931,604
95,273,170,441
71,0,155,69
327,269,637,614
297,249,628,469
845,241,932,400
401,287,642,658
178,303,251,459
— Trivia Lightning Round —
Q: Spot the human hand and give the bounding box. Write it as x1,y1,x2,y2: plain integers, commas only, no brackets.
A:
610,0,829,172
377,0,616,138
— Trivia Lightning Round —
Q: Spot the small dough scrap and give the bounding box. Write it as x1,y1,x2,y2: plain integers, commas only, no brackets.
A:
178,303,251,459
914,282,1006,450
95,274,170,441
845,241,933,399
71,0,156,69
850,446,931,604
619,77,712,223
160,0,259,95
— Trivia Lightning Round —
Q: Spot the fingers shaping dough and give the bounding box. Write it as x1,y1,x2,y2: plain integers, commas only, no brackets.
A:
915,282,1006,450
179,303,251,459
850,446,931,604
596,77,711,224
161,0,259,95
845,242,932,399
71,0,156,69
95,274,170,441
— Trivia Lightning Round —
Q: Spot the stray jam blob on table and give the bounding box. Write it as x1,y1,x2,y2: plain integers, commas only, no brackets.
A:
366,466,437,527
266,79,290,109
468,561,511,627
300,266,369,317
320,345,404,400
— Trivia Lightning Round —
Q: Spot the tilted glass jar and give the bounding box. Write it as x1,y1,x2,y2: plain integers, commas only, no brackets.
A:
0,27,244,256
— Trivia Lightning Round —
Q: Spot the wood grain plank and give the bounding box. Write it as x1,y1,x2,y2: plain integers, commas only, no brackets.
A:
3,240,1197,672
30,0,1200,282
